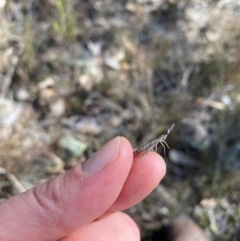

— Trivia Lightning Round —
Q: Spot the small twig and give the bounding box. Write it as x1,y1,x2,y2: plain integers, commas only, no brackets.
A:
43,151,65,174
0,55,19,98
0,167,26,194
0,42,23,98
133,124,175,161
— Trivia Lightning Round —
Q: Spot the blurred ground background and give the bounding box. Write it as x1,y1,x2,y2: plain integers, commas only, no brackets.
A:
1,0,240,240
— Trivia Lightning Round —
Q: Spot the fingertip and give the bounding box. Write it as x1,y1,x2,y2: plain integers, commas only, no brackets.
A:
131,152,166,193
107,151,167,212
61,212,140,241
140,152,166,182
114,212,140,240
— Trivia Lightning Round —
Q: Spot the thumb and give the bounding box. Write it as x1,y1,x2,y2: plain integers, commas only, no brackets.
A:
0,137,133,241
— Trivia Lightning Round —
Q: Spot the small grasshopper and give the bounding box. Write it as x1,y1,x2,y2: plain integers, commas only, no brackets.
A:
133,124,175,161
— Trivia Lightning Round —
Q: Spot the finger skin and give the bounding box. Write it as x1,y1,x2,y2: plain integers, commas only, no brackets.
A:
60,212,140,241
0,137,133,241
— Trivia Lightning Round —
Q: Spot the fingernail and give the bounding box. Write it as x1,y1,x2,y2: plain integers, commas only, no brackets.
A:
83,136,121,174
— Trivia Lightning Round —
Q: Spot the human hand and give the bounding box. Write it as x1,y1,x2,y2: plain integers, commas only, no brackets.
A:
0,136,166,241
